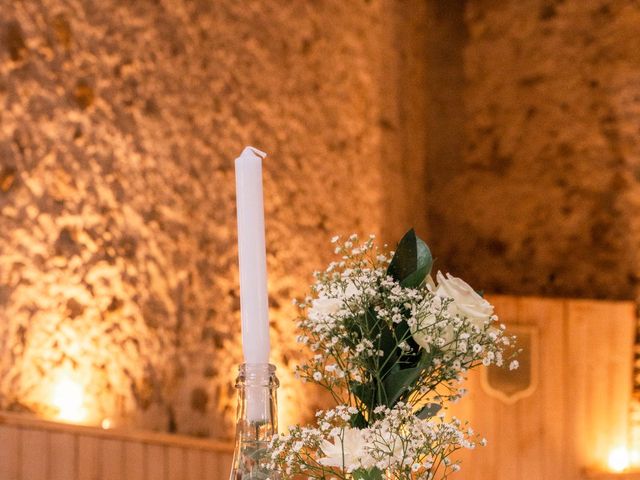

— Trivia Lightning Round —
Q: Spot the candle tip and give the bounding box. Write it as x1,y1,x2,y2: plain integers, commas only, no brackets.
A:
239,146,267,160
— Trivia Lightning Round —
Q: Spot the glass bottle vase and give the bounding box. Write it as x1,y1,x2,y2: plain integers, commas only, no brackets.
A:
229,363,280,480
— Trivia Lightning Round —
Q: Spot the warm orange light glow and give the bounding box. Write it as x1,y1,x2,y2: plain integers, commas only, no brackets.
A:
51,374,87,423
101,418,113,429
608,446,631,473
278,391,294,432
272,360,304,432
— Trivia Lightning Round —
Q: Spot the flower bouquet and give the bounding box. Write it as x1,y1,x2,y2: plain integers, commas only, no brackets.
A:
269,229,517,479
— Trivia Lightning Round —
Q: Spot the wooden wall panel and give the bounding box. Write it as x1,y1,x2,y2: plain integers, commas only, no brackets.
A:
202,451,221,480
534,298,570,480
124,441,145,480
0,425,20,480
50,432,76,480
167,446,185,480
517,297,568,479
0,411,233,480
567,300,635,472
101,438,123,480
78,435,100,480
493,296,522,480
20,428,48,480
454,297,566,480
217,452,234,478
146,444,167,480
453,295,635,480
186,449,204,480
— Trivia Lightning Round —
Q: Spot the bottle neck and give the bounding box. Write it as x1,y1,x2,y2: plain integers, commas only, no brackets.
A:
235,363,279,427
236,363,279,387
230,363,280,480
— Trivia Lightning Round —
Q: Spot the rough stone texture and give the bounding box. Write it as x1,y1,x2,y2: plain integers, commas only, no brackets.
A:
427,0,640,300
0,0,428,436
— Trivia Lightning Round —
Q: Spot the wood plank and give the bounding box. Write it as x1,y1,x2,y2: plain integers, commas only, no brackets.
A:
77,435,99,480
516,297,564,480
0,425,20,480
50,431,76,480
20,428,48,480
167,446,185,480
540,299,573,480
146,444,166,480
567,300,635,472
458,369,491,480
447,384,474,479
490,296,520,480
217,452,233,478
186,448,204,480
123,440,145,480
101,438,123,480
608,302,636,457
568,299,590,476
202,451,220,480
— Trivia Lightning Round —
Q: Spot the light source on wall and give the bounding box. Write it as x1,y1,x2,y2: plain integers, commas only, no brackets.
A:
608,446,634,473
50,372,87,423
101,418,113,429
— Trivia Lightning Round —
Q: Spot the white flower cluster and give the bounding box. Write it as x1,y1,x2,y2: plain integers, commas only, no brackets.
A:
270,403,478,479
294,235,515,410
274,233,518,479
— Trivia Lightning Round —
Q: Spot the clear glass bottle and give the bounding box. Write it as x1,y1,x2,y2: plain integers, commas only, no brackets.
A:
229,363,280,480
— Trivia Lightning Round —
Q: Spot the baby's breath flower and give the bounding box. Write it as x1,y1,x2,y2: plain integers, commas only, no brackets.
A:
275,233,518,480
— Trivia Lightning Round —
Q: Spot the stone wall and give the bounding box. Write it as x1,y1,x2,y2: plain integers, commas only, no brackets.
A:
426,0,640,300
0,0,428,437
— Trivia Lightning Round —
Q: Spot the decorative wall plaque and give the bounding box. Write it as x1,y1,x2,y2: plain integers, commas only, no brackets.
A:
481,324,538,404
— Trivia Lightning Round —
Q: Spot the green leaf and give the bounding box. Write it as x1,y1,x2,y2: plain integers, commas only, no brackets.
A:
363,308,397,377
350,381,374,410
382,365,422,407
353,467,384,480
416,402,442,419
387,229,432,288
382,352,429,407
364,309,394,354
350,411,368,429
393,320,421,369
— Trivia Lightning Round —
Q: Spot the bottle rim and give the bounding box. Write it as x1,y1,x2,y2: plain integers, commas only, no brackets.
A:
238,363,276,374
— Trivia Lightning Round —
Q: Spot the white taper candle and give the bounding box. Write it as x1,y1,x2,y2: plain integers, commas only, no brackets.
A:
235,146,271,365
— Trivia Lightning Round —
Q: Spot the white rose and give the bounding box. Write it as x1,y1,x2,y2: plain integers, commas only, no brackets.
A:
434,271,493,327
411,271,493,351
